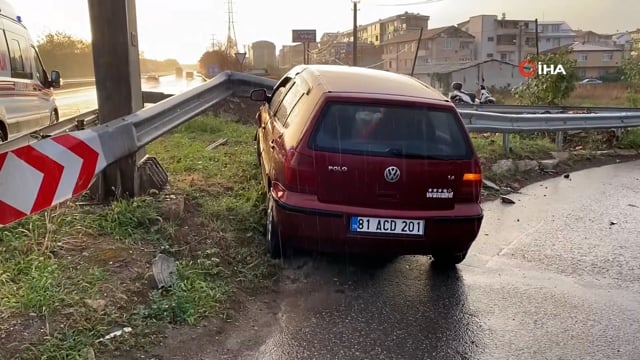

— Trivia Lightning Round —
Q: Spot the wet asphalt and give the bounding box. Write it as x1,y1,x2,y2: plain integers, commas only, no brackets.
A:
249,160,640,360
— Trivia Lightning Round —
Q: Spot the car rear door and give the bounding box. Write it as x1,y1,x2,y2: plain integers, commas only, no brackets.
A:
308,98,475,211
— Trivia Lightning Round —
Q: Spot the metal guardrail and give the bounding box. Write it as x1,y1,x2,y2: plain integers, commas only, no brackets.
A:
454,103,640,114
0,109,100,153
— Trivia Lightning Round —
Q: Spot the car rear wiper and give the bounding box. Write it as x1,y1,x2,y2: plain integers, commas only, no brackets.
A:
385,148,448,160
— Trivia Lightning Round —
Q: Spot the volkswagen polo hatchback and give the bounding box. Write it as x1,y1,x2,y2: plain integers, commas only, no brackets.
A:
250,64,483,265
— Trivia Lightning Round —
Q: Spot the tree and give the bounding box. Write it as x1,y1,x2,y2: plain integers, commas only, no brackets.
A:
198,49,241,76
36,31,94,78
621,55,640,106
513,50,579,105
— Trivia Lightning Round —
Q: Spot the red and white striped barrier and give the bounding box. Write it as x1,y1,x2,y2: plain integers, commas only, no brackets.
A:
0,131,107,226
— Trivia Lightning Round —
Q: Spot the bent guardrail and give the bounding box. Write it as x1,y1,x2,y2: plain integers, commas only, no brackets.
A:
0,71,639,226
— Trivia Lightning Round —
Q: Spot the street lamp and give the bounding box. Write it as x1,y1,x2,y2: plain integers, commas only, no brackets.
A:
352,0,360,66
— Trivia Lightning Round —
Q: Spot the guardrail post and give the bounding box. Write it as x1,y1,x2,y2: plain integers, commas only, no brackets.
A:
502,133,510,154
89,0,144,200
555,131,564,150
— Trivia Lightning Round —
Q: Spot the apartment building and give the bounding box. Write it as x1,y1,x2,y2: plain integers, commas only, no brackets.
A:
458,15,576,63
575,30,612,44
630,28,640,56
337,12,430,45
537,21,577,52
278,43,319,69
543,42,623,79
381,26,475,73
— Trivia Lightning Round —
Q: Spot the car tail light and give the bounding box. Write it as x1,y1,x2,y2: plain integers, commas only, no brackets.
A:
457,160,482,202
283,148,317,194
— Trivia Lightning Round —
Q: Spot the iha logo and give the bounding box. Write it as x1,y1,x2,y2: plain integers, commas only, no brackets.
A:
518,59,566,78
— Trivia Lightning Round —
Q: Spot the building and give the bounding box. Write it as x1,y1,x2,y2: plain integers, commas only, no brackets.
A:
381,26,475,74
574,30,612,45
413,59,524,92
312,12,429,67
278,43,319,69
537,21,577,52
542,42,623,79
248,40,277,69
458,15,538,63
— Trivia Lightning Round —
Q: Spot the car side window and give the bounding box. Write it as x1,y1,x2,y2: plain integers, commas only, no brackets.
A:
6,33,32,80
31,46,47,86
268,78,293,114
275,81,305,127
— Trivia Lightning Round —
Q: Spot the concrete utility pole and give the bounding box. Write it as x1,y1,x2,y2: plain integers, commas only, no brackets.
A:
352,0,359,66
88,0,144,200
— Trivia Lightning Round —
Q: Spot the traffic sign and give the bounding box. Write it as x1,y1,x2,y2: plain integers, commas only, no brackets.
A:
0,131,106,226
235,52,247,64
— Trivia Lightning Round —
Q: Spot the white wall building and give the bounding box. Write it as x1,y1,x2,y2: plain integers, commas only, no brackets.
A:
413,59,525,92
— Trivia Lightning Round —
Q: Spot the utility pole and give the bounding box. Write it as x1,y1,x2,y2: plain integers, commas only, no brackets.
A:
534,18,540,58
410,27,424,76
88,0,143,199
352,0,359,66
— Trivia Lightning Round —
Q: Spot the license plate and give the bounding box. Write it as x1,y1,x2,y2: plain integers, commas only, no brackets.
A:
350,217,425,235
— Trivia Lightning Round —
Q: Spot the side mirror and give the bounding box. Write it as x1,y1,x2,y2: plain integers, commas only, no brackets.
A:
250,88,268,102
50,70,61,88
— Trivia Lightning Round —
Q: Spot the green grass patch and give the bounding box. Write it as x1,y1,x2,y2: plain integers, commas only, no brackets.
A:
619,128,640,149
0,115,277,359
471,133,557,160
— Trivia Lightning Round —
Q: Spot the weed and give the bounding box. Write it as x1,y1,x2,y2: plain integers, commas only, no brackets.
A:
471,133,556,160
620,129,640,149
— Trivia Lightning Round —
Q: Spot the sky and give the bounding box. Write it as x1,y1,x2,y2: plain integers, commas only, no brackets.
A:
12,0,640,64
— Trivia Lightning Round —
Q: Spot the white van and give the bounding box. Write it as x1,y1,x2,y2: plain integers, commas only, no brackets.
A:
0,0,61,142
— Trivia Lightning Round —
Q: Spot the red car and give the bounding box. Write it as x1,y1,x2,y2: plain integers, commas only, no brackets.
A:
250,65,483,265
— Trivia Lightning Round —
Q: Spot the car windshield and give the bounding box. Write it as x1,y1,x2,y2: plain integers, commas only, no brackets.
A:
309,102,472,160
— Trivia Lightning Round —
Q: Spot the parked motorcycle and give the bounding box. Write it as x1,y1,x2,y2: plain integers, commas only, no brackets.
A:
478,85,496,104
448,82,496,104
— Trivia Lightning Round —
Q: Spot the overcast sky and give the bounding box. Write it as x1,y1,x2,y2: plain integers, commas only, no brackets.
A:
13,0,640,64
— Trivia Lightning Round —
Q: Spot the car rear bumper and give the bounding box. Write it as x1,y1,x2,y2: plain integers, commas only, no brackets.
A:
272,191,483,256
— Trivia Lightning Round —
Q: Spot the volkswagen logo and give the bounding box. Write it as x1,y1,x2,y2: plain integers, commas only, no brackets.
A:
384,166,400,183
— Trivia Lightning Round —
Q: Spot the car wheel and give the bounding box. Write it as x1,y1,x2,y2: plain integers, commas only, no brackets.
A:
49,111,59,125
265,194,282,259
0,128,7,143
431,250,468,266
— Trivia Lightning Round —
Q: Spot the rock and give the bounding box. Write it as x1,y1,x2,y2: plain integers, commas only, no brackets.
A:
610,220,618,225
500,196,516,204
509,182,521,191
515,160,539,172
539,159,559,170
491,159,515,174
563,173,571,179
550,151,570,161
482,179,501,191
615,149,639,156
84,299,106,312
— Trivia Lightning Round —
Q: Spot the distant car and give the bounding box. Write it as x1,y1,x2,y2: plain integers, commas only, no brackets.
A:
579,78,603,84
185,71,194,80
250,64,484,265
144,74,160,83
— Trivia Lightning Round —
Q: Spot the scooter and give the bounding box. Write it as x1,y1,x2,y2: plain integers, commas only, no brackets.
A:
478,85,496,104
448,82,476,104
448,82,496,104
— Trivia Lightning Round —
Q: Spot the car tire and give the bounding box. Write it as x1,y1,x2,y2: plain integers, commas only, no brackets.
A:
431,250,468,266
265,194,282,259
49,111,59,125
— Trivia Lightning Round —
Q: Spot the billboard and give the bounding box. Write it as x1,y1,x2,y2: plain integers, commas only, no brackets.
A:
292,29,317,43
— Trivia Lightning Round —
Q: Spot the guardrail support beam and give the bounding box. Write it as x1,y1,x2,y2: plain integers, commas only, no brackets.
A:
88,0,144,200
502,133,510,154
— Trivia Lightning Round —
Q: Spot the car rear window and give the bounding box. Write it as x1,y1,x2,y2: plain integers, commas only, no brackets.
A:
308,102,472,159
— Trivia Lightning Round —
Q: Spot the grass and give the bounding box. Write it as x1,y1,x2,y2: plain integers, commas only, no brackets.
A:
0,115,277,359
471,133,557,160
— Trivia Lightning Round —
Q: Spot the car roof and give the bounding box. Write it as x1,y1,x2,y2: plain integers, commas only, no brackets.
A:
294,65,447,101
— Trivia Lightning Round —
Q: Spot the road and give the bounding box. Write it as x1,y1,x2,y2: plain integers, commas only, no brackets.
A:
170,160,640,360
54,75,205,119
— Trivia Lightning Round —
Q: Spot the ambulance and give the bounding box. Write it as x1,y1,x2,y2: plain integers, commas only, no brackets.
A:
0,0,61,142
